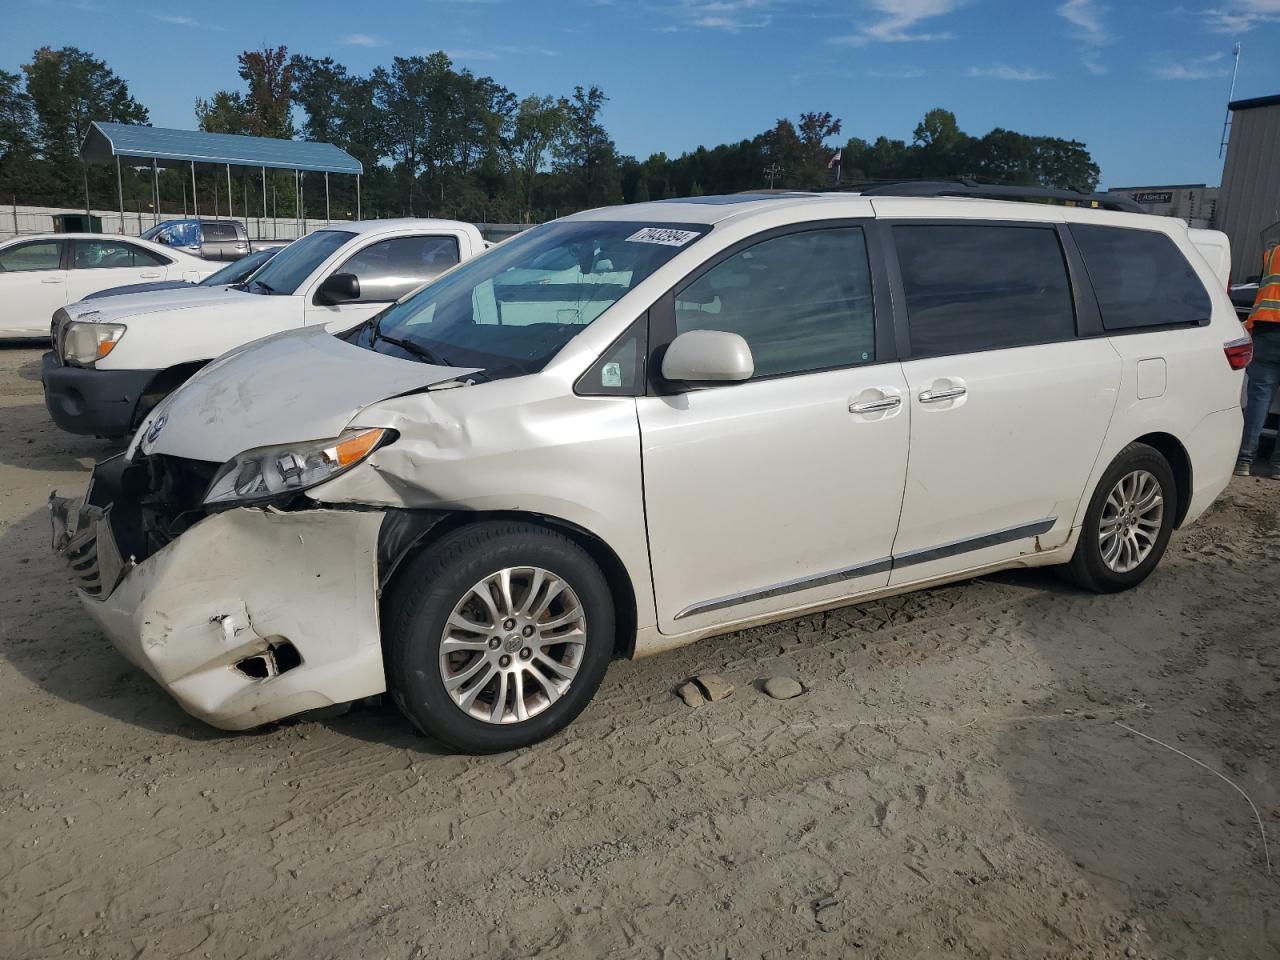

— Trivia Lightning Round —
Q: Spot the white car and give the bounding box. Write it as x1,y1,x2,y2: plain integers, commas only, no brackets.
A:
51,191,1247,753
41,218,484,437
0,233,214,339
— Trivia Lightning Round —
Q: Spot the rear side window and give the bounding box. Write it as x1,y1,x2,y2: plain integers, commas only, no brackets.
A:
1070,225,1211,330
894,224,1076,358
73,240,167,269
675,227,876,379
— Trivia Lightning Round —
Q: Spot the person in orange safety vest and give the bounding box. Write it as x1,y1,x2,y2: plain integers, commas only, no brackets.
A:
1236,240,1280,477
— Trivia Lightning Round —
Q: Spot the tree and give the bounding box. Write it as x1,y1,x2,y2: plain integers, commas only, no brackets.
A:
374,53,455,212
22,46,148,206
195,90,248,134
506,95,569,220
555,85,618,206
0,69,40,198
237,46,295,139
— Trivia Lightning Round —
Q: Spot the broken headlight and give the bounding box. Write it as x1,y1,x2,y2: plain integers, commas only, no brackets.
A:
202,428,392,506
63,321,126,366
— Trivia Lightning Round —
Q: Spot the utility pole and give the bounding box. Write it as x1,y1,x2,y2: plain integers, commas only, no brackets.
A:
764,162,784,189
1219,42,1242,158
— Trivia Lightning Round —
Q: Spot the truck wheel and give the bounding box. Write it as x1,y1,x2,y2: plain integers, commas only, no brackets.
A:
1060,442,1177,593
385,521,614,753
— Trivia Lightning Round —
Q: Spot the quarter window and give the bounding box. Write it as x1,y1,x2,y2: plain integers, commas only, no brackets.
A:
0,240,62,272
674,227,876,379
335,235,461,303
201,222,239,242
894,224,1076,358
73,240,167,269
1070,224,1211,330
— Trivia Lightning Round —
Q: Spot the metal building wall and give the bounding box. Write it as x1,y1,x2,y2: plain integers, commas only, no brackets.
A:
1217,100,1280,280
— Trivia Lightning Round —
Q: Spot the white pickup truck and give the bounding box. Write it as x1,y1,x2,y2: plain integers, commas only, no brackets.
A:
42,218,485,437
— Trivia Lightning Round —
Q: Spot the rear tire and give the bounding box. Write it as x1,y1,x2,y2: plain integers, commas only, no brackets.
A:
385,521,614,753
1060,442,1177,593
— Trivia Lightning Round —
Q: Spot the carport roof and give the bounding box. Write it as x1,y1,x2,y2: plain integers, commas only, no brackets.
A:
81,121,363,176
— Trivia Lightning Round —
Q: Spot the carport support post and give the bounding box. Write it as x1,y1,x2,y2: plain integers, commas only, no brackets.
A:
293,169,300,238
191,162,199,217
324,171,330,225
227,164,233,220
115,156,124,234
261,167,268,240
356,174,361,221
152,158,160,228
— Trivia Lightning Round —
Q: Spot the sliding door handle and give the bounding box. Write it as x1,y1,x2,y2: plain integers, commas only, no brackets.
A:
849,395,902,414
919,386,967,404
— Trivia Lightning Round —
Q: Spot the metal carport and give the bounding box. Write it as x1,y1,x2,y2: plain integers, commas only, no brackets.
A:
80,121,364,234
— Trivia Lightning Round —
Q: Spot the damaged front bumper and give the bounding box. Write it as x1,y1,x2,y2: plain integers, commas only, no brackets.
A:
50,457,387,730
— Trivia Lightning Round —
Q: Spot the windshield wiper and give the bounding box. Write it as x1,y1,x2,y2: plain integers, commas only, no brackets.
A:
372,329,449,366
249,279,276,295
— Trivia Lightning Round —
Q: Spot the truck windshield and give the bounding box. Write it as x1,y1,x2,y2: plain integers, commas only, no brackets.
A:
245,230,354,295
355,220,708,373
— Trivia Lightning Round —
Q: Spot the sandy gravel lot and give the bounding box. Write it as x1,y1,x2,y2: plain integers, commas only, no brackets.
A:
1,343,1277,960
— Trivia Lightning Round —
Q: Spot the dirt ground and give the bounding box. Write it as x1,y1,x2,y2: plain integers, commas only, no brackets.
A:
1,343,1277,960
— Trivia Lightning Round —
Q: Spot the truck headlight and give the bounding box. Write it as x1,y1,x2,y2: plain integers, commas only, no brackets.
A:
63,322,125,366
203,428,392,506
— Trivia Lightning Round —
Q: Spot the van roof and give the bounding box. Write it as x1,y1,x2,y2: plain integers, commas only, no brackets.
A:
565,192,1180,230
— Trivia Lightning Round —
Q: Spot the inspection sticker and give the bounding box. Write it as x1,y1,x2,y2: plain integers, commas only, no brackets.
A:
625,227,700,247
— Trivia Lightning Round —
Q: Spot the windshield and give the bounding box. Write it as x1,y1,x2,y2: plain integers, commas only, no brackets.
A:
142,220,199,247
356,220,707,373
199,247,279,286
245,230,354,295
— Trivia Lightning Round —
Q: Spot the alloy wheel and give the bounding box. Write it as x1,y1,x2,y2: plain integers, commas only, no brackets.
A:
1098,469,1164,574
438,566,587,724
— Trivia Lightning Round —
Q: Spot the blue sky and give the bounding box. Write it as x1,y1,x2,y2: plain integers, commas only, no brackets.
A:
5,0,1280,187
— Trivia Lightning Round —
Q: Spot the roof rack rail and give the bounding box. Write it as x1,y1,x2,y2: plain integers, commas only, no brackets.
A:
830,179,1145,214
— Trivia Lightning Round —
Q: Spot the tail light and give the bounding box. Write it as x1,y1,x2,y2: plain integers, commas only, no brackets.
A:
1224,336,1253,370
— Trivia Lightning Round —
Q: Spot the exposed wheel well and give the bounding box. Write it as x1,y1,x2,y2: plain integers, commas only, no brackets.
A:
131,360,209,430
1134,432,1193,527
381,510,639,660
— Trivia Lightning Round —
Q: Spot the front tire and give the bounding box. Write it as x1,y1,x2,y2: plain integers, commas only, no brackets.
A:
385,521,614,753
1060,442,1177,593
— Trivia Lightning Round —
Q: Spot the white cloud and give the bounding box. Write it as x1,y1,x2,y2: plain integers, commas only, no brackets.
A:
445,45,560,61
341,33,386,47
1202,0,1280,33
867,65,926,78
1149,51,1231,79
151,13,225,30
830,0,962,45
1056,0,1111,74
665,0,774,31
966,64,1051,81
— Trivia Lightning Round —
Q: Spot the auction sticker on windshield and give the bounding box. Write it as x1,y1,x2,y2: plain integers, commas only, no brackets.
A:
625,227,701,247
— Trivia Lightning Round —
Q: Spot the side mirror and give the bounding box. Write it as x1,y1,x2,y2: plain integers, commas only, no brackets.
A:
661,329,754,384
317,272,361,305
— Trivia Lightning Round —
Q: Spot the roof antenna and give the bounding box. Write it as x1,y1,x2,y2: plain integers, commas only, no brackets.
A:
1219,42,1242,159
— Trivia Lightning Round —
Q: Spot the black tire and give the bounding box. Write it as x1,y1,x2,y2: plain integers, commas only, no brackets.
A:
384,521,614,753
1060,442,1177,593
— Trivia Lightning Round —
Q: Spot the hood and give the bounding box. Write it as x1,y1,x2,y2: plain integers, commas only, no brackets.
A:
66,285,258,322
84,280,194,300
137,325,479,462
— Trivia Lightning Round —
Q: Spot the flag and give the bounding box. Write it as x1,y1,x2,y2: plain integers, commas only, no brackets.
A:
827,149,843,169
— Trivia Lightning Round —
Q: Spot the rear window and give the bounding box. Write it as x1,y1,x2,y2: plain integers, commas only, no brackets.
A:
1070,225,1211,330
894,224,1076,358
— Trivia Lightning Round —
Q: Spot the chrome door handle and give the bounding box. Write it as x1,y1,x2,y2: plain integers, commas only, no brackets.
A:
849,396,902,414
139,272,162,279
919,386,967,403
41,276,64,284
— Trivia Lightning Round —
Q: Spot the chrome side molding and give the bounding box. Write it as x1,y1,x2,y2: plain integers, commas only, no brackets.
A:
673,517,1056,621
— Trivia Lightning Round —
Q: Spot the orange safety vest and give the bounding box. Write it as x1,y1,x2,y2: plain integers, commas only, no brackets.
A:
1247,244,1280,330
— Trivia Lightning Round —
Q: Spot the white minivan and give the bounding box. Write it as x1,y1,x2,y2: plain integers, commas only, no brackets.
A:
41,218,483,437
52,190,1248,753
